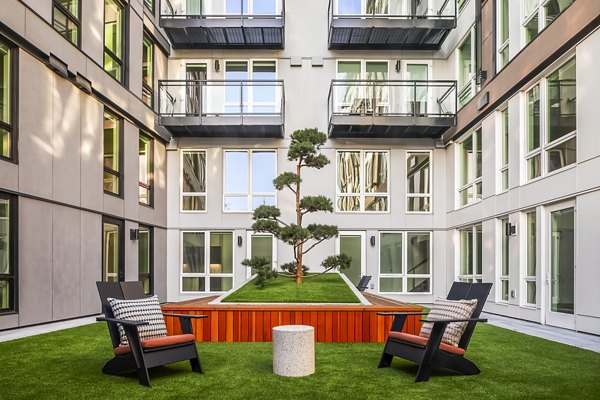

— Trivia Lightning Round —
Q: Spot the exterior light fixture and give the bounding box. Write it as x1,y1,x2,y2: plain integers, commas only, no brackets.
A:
214,59,220,72
130,229,140,241
237,236,243,247
505,223,516,237
395,60,401,72
370,235,376,247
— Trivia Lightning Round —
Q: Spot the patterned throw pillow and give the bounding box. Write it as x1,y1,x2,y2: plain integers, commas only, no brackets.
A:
107,295,167,346
419,297,478,347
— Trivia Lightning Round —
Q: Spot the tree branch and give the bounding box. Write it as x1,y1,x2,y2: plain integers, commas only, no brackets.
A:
302,238,326,255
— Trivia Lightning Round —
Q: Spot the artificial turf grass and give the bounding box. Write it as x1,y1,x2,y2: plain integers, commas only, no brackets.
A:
0,323,599,400
221,273,361,303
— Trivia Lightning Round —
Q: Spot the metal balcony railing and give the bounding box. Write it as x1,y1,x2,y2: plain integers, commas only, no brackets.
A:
161,0,284,21
329,0,456,23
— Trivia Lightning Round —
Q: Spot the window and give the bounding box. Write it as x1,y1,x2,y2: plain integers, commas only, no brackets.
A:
247,232,277,278
103,111,122,196
104,0,125,82
335,60,389,114
379,232,432,294
498,218,509,302
523,211,537,306
138,226,152,294
457,0,469,13
226,0,278,15
457,28,475,108
181,150,207,212
458,225,482,283
337,150,389,212
142,34,154,108
458,128,482,207
224,150,276,212
407,151,431,213
498,108,509,192
0,39,14,161
0,193,16,313
181,231,234,293
496,0,509,71
139,133,153,206
525,58,576,181
224,61,278,114
523,0,574,46
53,0,80,46
102,218,123,283
144,0,154,13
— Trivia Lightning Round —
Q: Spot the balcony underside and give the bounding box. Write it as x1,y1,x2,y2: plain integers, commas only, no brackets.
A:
160,116,284,138
160,18,284,49
328,115,455,138
329,19,455,50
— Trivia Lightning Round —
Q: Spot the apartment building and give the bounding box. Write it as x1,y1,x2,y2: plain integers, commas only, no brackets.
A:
0,0,599,336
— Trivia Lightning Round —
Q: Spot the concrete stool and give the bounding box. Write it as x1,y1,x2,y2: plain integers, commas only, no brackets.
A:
272,325,315,377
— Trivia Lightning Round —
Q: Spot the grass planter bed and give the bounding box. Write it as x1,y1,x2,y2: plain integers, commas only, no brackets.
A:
221,273,361,303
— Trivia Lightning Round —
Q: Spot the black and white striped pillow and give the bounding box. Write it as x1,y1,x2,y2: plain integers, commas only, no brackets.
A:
419,297,478,347
107,295,167,345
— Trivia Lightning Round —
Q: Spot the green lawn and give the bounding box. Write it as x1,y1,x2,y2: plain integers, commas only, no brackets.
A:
221,273,361,303
1,323,599,399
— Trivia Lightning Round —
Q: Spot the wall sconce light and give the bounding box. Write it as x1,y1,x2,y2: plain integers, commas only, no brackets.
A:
505,223,516,237
237,236,243,247
395,60,401,73
214,59,220,72
370,236,376,247
130,229,140,241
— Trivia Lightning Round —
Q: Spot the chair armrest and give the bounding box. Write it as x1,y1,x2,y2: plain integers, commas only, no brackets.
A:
420,318,488,324
163,313,208,319
377,312,429,317
96,316,149,327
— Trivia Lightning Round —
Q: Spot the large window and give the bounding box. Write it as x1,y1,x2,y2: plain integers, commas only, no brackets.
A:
458,225,482,283
335,60,389,114
142,34,154,108
525,58,576,181
0,193,16,312
457,28,475,108
53,0,80,46
181,231,234,293
497,0,509,71
498,108,509,192
103,111,122,196
523,0,575,46
523,211,537,306
102,218,123,283
337,150,389,212
139,133,153,206
498,218,509,302
181,150,207,212
104,0,125,82
458,128,482,207
379,232,432,294
138,226,152,295
406,151,431,213
224,150,276,212
0,39,14,161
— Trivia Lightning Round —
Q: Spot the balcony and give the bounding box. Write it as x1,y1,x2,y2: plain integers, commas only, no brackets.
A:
328,0,456,50
328,80,456,138
159,80,284,138
159,0,285,49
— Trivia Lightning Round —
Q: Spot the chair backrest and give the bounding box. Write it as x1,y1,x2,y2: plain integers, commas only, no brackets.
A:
446,281,472,300
457,282,492,350
356,275,372,291
96,281,124,348
120,281,147,300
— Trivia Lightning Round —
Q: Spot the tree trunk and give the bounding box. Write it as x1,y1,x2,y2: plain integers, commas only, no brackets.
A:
296,159,303,284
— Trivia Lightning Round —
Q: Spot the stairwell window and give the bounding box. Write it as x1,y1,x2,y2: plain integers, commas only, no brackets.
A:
496,0,509,71
406,151,431,213
379,232,431,294
53,0,80,46
337,150,389,212
458,225,482,283
181,150,207,212
104,0,125,83
458,128,482,207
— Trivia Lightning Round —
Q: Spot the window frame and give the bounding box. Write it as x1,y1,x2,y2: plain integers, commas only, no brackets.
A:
406,150,432,214
522,0,575,48
0,192,18,314
335,149,391,214
138,225,153,295
497,107,509,193
138,131,154,207
496,0,509,71
144,0,154,14
456,26,476,109
180,230,235,294
0,35,18,164
180,149,208,213
457,225,483,283
246,231,278,279
223,149,278,213
142,32,154,110
103,109,124,197
102,216,125,283
497,217,510,303
223,59,279,115
457,127,482,208
52,0,81,47
521,209,538,307
103,0,127,84
378,231,433,295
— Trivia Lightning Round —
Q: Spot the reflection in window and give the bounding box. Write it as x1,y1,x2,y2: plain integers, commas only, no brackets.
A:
139,133,153,206
103,111,121,195
499,218,509,302
142,34,154,108
457,28,475,108
0,194,15,312
407,152,431,212
181,150,207,211
458,128,482,207
379,232,431,293
337,151,388,212
138,226,152,294
53,0,80,46
0,41,12,160
458,225,482,282
224,150,276,212
496,0,509,70
102,220,122,283
104,0,124,82
181,231,234,293
524,211,537,305
499,108,509,191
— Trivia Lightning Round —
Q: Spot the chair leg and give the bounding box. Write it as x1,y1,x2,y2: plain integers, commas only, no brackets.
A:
415,360,432,382
378,351,393,368
137,367,151,387
102,355,136,376
190,357,203,374
450,356,481,376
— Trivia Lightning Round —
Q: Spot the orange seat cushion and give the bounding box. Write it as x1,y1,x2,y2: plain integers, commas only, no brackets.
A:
388,331,466,356
114,334,195,356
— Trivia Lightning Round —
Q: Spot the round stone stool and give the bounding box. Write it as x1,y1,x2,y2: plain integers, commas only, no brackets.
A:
272,325,315,377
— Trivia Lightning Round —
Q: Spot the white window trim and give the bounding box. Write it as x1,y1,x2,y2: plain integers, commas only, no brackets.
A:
457,225,483,282
223,59,278,114
245,231,278,279
456,26,476,109
180,230,235,294
521,0,572,48
406,150,433,214
180,149,208,213
496,0,509,72
223,149,277,213
496,107,509,193
378,231,433,295
496,217,510,304
520,209,538,308
335,149,391,214
457,128,482,208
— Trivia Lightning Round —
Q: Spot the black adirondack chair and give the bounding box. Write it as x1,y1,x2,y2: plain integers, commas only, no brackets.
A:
378,282,492,382
96,281,207,386
356,275,372,292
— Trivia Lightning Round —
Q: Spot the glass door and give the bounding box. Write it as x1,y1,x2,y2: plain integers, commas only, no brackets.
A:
546,202,575,329
246,232,277,278
337,231,365,285
405,63,429,116
185,63,207,115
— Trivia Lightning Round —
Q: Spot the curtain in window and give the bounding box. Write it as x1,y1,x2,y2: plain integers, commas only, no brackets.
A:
185,66,206,115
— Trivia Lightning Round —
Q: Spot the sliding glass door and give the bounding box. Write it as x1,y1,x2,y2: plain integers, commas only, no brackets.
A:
337,231,365,285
